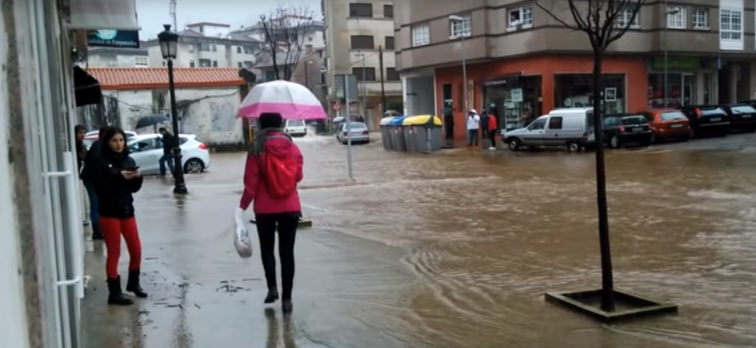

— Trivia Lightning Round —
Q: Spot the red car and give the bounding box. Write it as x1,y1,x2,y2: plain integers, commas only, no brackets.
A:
641,109,691,143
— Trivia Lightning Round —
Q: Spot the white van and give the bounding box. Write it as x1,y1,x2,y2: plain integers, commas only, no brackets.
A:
503,107,595,152
284,119,307,137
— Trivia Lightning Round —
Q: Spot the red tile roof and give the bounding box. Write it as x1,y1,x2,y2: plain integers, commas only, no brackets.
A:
87,68,245,90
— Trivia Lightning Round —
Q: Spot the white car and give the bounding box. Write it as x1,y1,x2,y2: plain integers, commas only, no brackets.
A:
127,134,211,175
284,119,307,137
85,130,137,139
336,122,370,144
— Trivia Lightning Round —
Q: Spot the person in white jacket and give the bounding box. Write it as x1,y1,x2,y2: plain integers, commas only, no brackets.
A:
466,109,480,149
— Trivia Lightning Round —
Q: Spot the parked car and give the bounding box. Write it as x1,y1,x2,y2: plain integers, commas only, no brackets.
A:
720,104,756,132
640,109,691,143
677,106,729,137
127,134,211,175
602,114,653,148
336,122,370,144
284,119,307,137
504,107,595,152
85,130,137,139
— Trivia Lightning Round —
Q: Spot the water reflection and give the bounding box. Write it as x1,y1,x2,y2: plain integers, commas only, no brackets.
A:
265,309,297,348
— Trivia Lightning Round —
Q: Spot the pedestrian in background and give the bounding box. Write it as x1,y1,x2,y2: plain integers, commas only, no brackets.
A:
158,127,176,176
74,125,87,169
480,111,490,148
487,112,498,150
466,109,480,149
237,112,303,315
94,127,147,306
80,126,109,240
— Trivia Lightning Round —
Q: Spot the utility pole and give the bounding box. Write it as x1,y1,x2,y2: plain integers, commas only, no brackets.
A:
379,46,386,114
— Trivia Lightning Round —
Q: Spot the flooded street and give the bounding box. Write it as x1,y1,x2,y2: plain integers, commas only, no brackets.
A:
82,133,756,348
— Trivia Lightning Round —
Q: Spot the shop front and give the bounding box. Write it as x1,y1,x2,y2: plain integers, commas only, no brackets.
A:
647,56,718,108
435,55,648,140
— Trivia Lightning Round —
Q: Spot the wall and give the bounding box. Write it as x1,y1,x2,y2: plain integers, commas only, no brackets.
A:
87,53,147,67
78,86,245,148
435,55,649,139
0,1,32,346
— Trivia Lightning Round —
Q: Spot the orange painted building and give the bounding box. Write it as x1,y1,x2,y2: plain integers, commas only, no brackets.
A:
435,55,649,140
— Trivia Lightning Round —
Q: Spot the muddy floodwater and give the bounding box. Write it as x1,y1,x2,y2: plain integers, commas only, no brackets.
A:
81,134,756,348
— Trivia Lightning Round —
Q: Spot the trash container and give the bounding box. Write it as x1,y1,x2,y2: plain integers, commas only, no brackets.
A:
389,116,408,151
379,116,397,150
402,115,443,153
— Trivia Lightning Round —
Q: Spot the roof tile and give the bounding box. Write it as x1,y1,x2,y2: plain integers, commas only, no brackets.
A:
87,67,245,90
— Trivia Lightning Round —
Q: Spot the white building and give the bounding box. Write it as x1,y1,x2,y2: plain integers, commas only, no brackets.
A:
322,0,402,125
143,22,264,68
85,47,149,67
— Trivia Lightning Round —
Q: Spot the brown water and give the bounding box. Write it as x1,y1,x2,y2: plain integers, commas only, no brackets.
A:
81,135,756,348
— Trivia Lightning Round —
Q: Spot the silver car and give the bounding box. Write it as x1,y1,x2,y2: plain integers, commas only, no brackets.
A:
336,122,370,144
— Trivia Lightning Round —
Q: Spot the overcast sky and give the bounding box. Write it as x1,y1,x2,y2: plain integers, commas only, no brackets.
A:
136,0,321,39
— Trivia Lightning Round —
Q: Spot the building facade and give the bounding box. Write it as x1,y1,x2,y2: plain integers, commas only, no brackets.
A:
394,0,756,139
85,47,149,68
323,0,403,126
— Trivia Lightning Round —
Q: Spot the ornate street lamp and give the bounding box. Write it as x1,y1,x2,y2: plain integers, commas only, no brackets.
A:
157,24,188,194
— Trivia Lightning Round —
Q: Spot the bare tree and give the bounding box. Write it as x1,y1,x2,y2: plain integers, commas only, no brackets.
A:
535,0,645,312
258,3,319,80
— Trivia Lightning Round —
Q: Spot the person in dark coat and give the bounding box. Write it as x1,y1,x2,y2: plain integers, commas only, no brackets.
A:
74,125,87,170
158,127,176,176
80,126,109,240
443,106,454,141
94,127,147,306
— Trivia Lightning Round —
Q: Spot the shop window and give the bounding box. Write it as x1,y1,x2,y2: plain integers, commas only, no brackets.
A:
648,73,695,108
508,6,533,28
692,8,708,29
548,117,563,129
554,74,626,114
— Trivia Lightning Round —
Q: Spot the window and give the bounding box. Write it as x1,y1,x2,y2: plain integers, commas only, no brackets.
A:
720,8,743,41
349,3,372,17
243,61,253,68
548,117,563,129
667,6,685,29
244,47,253,54
199,59,211,67
508,6,533,28
352,67,376,81
238,62,243,68
411,24,430,46
616,6,640,27
211,44,217,52
236,46,241,53
350,35,374,49
200,42,211,51
450,14,472,38
386,67,399,81
660,111,687,121
188,44,195,53
128,139,159,152
384,5,393,18
190,60,195,67
385,36,394,50
529,117,547,130
162,61,166,66
692,8,708,29
212,60,218,67
134,56,148,67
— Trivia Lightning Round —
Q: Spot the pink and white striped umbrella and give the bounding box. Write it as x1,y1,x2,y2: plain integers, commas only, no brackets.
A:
239,80,327,120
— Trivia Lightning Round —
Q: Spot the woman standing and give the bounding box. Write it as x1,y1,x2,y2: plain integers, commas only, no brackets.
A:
238,112,303,314
94,127,148,305
81,127,109,240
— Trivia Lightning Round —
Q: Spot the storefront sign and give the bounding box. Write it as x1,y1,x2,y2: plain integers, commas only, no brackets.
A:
510,88,523,102
485,80,507,86
604,88,617,102
651,56,701,70
87,30,140,48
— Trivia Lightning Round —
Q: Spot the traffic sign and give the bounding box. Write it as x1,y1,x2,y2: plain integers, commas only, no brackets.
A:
333,102,340,110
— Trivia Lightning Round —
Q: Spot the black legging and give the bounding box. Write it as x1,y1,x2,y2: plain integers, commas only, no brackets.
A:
256,212,299,300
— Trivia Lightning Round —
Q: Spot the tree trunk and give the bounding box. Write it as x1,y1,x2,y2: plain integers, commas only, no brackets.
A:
592,50,615,312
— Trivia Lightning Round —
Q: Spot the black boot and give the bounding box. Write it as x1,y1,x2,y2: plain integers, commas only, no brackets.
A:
282,300,293,314
125,269,148,298
264,288,279,304
92,223,104,240
107,276,133,306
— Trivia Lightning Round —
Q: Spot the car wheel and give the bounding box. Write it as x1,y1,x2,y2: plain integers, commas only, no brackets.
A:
507,138,521,151
567,142,580,153
183,158,204,174
609,135,621,149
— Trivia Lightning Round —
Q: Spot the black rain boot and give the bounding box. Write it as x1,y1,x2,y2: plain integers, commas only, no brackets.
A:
126,269,148,298
282,300,293,315
92,223,104,240
264,288,279,304
107,276,133,306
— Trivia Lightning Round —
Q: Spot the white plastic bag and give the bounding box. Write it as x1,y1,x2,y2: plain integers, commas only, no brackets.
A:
233,207,253,259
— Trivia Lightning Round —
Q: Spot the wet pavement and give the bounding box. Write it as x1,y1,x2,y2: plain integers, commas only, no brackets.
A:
81,133,756,348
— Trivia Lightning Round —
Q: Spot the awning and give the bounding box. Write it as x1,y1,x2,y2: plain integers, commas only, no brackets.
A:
73,66,102,107
68,0,140,30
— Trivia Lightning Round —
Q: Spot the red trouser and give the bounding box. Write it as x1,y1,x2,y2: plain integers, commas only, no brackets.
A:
100,216,142,279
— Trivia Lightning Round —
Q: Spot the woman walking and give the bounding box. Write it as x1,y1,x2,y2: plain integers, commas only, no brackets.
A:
94,127,148,305
238,112,303,314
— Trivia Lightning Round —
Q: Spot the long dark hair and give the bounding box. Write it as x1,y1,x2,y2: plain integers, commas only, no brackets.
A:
99,127,129,158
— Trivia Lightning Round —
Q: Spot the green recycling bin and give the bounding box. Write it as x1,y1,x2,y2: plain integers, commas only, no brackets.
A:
402,115,443,153
379,116,397,150
389,116,408,151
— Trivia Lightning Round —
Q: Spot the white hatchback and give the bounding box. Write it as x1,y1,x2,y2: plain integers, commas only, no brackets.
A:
284,119,307,137
127,134,211,175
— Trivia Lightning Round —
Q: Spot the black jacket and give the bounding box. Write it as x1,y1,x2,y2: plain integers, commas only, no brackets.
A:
76,141,87,171
94,146,143,219
80,140,102,184
162,132,175,154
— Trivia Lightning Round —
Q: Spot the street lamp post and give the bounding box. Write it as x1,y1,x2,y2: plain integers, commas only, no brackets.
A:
158,24,188,195
664,6,680,108
449,15,469,111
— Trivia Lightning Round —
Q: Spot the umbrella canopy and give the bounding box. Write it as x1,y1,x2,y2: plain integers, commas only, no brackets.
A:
239,80,326,120
135,114,170,129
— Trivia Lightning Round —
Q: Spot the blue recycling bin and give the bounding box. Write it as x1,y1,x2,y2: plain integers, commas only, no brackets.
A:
389,116,408,151
379,116,397,150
